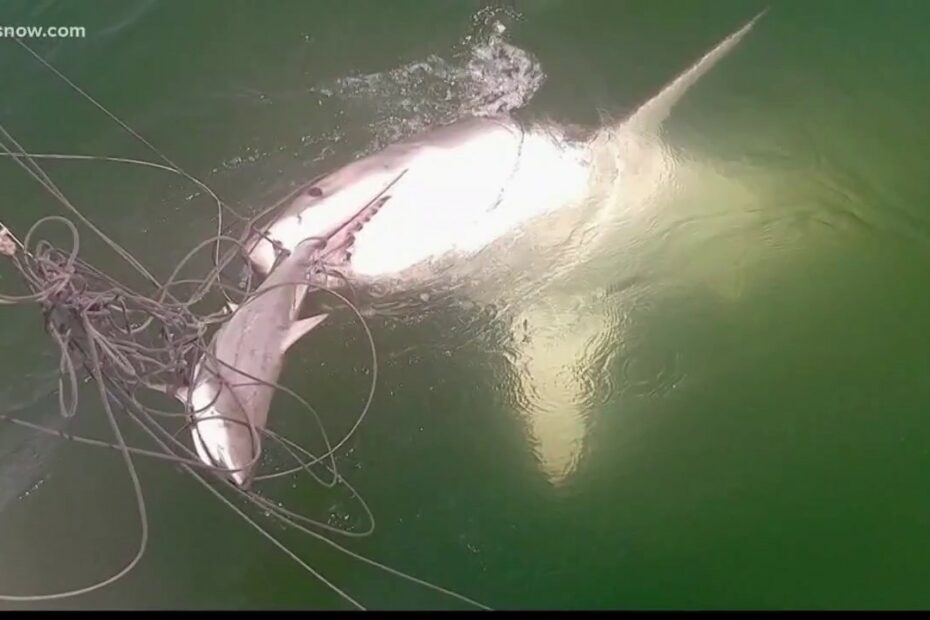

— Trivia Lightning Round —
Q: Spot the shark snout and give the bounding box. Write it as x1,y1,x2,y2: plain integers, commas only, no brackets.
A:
190,404,261,489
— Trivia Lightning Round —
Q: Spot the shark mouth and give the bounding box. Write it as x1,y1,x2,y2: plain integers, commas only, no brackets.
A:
254,168,408,280
317,171,406,266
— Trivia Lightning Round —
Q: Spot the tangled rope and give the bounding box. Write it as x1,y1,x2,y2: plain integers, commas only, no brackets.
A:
0,173,473,608
0,35,489,610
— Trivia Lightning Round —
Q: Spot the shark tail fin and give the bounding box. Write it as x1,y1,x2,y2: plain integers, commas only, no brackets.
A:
623,8,768,136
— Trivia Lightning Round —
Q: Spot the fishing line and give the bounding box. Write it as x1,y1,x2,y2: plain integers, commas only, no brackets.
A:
9,39,337,310
12,38,247,282
0,36,490,611
0,160,349,492
0,215,400,604
0,128,169,293
122,379,488,610
0,211,482,607
0,215,254,471
0,217,374,483
0,315,149,603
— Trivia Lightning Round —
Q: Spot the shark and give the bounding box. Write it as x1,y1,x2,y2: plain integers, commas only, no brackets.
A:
238,11,767,484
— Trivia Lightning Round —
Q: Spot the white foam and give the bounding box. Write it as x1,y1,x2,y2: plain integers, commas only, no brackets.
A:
310,10,546,150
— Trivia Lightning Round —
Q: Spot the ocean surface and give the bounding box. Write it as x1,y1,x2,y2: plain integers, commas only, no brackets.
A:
1,0,929,610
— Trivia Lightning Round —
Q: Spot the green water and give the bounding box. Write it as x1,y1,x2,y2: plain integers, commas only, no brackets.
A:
2,0,930,610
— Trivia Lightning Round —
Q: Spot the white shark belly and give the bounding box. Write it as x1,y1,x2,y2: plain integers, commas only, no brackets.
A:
347,128,592,278
187,379,250,485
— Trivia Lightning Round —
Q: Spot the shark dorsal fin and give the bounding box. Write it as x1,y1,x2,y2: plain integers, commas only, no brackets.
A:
281,313,329,353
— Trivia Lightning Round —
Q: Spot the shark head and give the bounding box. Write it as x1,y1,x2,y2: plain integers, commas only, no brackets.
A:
245,146,416,276
243,115,553,281
172,362,261,488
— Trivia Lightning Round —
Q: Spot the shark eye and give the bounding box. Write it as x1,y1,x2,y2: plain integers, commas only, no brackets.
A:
306,186,323,197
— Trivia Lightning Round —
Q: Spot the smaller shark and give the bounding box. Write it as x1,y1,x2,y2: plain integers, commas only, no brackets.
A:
174,238,328,488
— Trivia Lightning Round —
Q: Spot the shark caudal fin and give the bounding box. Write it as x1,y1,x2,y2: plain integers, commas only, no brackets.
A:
623,9,768,136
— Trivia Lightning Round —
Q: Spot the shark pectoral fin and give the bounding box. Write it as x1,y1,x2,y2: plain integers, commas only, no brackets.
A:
225,301,240,315
281,313,329,353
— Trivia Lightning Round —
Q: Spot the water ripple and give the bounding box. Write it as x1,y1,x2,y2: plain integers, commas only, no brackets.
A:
308,6,545,151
